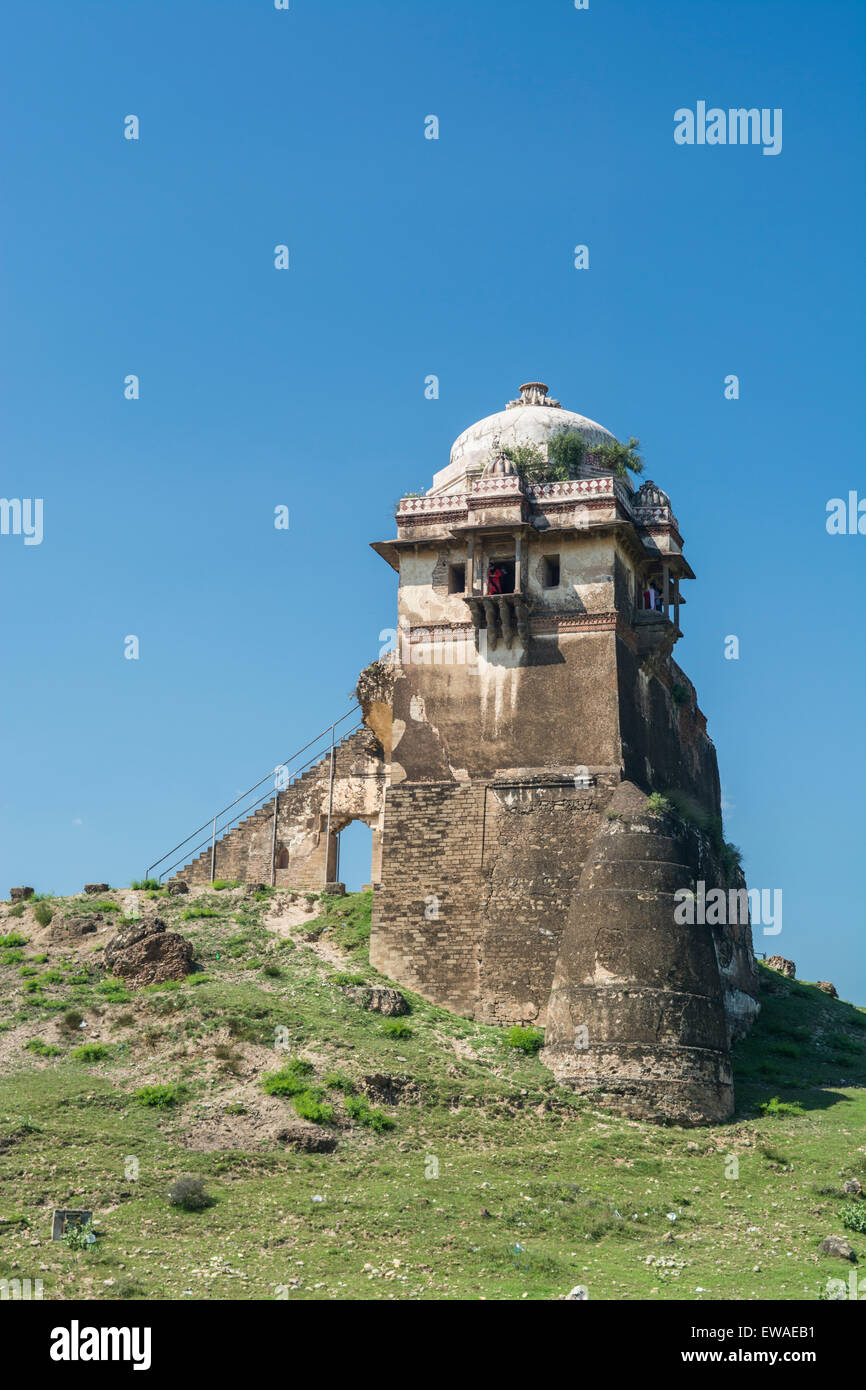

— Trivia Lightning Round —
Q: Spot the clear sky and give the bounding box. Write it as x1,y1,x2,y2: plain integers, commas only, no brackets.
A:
1,1,864,1000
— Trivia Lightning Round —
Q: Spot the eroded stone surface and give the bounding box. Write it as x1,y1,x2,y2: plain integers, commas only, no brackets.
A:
103,917,195,989
766,955,796,978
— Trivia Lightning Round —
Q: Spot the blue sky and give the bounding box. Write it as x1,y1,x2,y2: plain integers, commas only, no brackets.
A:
1,1,864,999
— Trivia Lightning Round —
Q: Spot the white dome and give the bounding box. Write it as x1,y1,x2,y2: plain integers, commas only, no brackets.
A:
429,382,617,496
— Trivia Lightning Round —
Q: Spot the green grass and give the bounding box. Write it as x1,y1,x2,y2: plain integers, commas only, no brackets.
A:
380,1018,413,1039
0,891,863,1302
134,1084,187,1108
25,1039,63,1057
261,1059,315,1097
292,1090,335,1125
504,1025,544,1055
71,1043,114,1063
343,1094,394,1132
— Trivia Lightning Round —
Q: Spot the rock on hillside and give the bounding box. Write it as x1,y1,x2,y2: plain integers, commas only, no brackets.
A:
103,917,195,989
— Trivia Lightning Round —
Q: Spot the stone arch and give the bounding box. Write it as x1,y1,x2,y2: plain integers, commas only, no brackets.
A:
172,729,386,891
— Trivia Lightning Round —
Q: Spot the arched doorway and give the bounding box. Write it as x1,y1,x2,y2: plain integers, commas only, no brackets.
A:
337,819,374,891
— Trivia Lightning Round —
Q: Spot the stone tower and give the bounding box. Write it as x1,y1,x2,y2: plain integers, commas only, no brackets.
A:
364,382,759,1124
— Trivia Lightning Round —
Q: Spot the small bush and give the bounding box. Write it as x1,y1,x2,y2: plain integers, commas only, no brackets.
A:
62,1219,96,1251
212,880,241,891
262,963,281,978
134,1083,186,1108
89,901,121,914
646,792,672,813
26,1039,63,1057
324,1071,357,1095
62,1010,85,1032
0,932,29,948
224,1102,247,1116
182,907,219,920
344,1094,395,1131
381,1019,413,1040
292,1090,335,1125
841,1203,866,1234
33,903,53,927
168,1176,214,1212
262,1059,315,1097
72,1043,113,1063
131,879,160,891
669,684,688,707
505,1025,544,1055
758,1096,805,1118
333,971,367,986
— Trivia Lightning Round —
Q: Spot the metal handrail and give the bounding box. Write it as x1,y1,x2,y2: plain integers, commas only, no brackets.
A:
145,706,362,880
152,725,367,883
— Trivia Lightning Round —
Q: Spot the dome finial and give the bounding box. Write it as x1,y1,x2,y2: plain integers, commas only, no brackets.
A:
507,381,561,409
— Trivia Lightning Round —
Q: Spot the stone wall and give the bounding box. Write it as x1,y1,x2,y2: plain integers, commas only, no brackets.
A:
170,729,386,890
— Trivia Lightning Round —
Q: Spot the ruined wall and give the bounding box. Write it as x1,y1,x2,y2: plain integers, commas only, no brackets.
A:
370,782,486,1017
476,784,609,1024
542,781,759,1125
389,628,623,785
170,730,386,890
371,777,617,1025
617,639,722,816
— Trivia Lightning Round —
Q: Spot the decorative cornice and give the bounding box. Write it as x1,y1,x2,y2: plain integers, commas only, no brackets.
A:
531,610,619,633
397,494,468,517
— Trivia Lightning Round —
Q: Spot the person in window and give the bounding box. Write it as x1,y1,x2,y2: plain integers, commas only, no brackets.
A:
488,564,504,595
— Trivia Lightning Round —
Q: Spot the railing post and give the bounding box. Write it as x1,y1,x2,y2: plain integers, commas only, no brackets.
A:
210,817,217,884
271,790,279,887
324,724,336,887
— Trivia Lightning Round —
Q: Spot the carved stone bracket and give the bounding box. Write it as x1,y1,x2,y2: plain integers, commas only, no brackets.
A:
467,593,531,650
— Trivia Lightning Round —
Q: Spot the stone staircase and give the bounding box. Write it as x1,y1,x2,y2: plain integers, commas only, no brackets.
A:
165,727,371,887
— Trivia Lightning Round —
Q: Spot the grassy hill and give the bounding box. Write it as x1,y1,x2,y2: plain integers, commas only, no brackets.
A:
1,885,864,1302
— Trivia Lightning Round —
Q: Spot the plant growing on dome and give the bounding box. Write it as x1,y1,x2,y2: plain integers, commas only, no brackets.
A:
498,441,547,480
499,430,586,484
592,436,644,478
546,427,587,479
